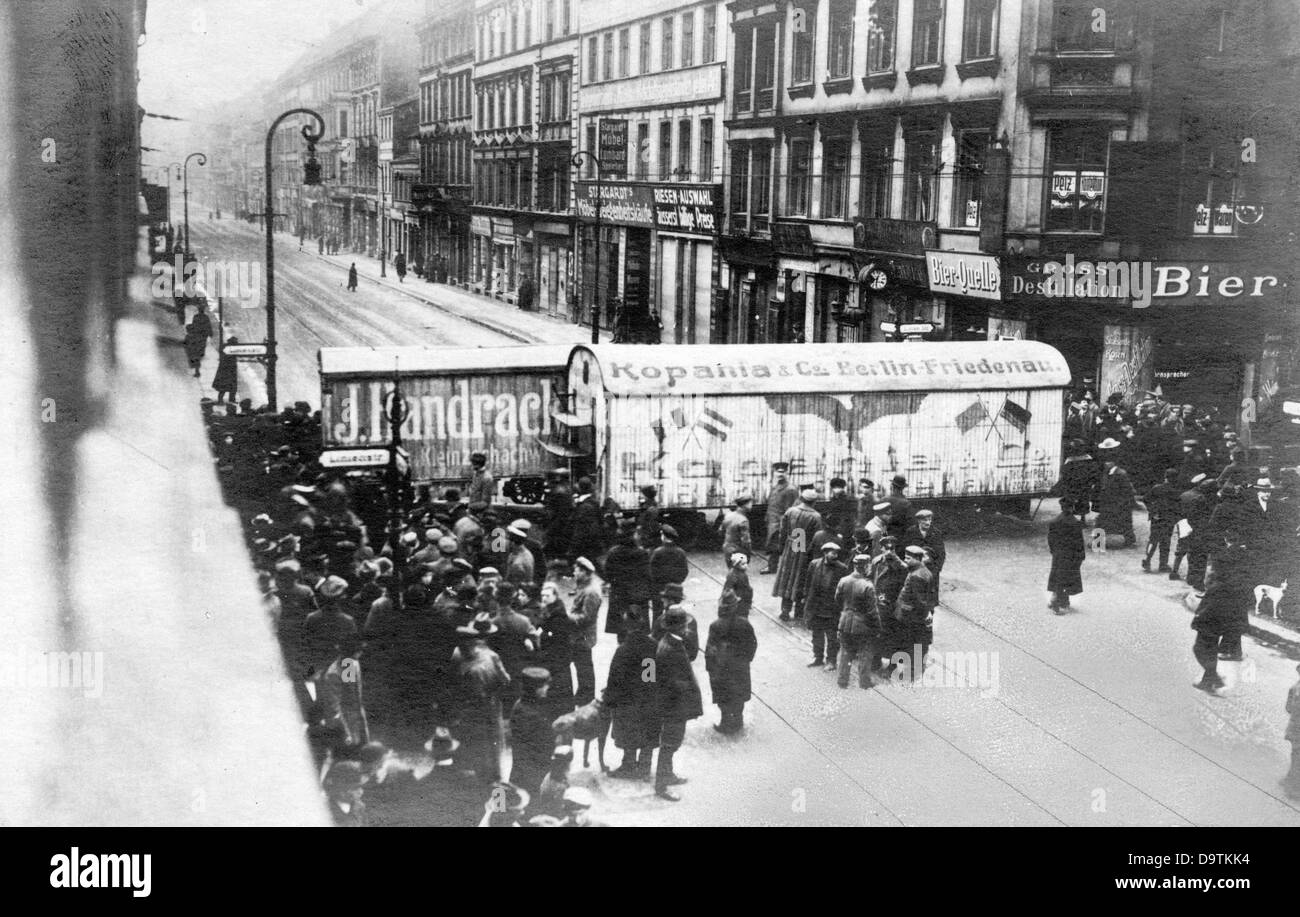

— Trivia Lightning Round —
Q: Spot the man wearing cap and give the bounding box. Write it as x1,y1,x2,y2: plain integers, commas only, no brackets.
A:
569,558,604,706
503,523,536,587
649,525,689,617
1190,525,1251,694
653,606,703,801
569,477,606,565
894,546,935,676
1097,446,1137,547
705,589,758,734
903,510,946,596
773,487,824,622
543,469,575,560
455,613,511,781
637,484,662,547
1175,476,1217,588
605,609,660,779
604,521,653,640
836,552,879,689
303,576,361,681
467,452,496,507
826,477,856,542
854,478,879,531
720,495,754,566
762,470,797,573
1142,468,1181,573
865,502,893,558
1047,499,1086,613
508,667,556,795
803,542,849,670
884,475,913,542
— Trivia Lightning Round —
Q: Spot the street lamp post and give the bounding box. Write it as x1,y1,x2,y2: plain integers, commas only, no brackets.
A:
265,107,326,414
164,162,181,248
384,370,409,611
183,152,207,255
571,150,602,345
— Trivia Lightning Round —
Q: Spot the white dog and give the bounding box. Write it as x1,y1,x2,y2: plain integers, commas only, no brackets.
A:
1253,581,1288,619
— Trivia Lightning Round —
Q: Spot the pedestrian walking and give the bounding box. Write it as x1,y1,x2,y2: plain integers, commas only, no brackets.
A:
517,275,535,311
347,262,358,292
453,613,511,782
212,337,239,403
1047,498,1086,613
184,304,212,378
836,552,880,689
762,471,796,573
1143,468,1181,573
705,590,757,734
318,235,324,255
1097,442,1137,546
1190,527,1251,693
395,251,407,283
773,487,824,622
802,541,848,669
569,557,603,706
653,606,703,801
604,609,659,779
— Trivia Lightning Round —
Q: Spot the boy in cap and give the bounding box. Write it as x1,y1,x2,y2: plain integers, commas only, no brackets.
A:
894,546,935,677
802,542,849,669
903,510,946,595
653,607,703,801
705,589,758,734
569,557,603,705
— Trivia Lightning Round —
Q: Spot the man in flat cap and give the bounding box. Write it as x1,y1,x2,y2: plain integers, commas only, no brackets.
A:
653,606,703,801
569,476,606,565
504,522,537,587
637,484,662,548
720,494,754,567
903,510,946,597
772,486,824,623
569,557,604,706
836,551,879,689
884,475,913,543
826,477,856,543
893,546,935,678
467,452,496,507
802,541,849,670
649,525,689,618
865,501,893,558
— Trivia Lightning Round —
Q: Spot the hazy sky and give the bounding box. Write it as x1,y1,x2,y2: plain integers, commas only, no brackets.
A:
140,0,377,163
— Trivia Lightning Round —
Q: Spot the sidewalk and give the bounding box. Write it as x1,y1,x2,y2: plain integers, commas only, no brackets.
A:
310,241,609,346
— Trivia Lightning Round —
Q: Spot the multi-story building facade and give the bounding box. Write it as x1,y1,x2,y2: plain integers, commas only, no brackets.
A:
469,0,580,309
575,0,727,342
416,0,476,283
389,96,422,259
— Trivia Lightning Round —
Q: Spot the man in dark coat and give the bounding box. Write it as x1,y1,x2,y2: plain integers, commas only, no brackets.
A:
1096,446,1137,546
836,551,879,689
542,469,575,560
825,477,856,543
636,484,661,547
884,475,913,542
508,668,556,795
347,263,358,292
1057,441,1099,516
1190,527,1252,693
648,525,689,617
184,305,212,377
568,477,606,565
603,521,652,640
902,509,946,598
1142,468,1181,573
1175,476,1218,589
653,606,703,801
394,251,407,283
871,537,908,670
772,487,824,622
212,338,239,403
604,609,659,779
1047,499,1086,613
705,591,758,734
894,546,935,678
720,495,754,565
722,552,754,618
569,557,603,706
762,471,797,573
802,542,849,669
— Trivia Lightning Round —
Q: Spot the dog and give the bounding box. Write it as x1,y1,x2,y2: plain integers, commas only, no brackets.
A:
552,694,611,772
1253,580,1288,619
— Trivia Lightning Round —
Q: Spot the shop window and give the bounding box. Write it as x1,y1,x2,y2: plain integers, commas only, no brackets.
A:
912,0,944,67
867,0,896,72
792,3,816,84
828,0,854,79
730,145,749,216
963,0,997,60
821,137,850,219
682,10,695,68
903,130,938,221
703,5,718,63
859,129,893,218
787,139,811,216
699,118,714,182
1045,124,1108,232
953,129,989,227
659,120,673,180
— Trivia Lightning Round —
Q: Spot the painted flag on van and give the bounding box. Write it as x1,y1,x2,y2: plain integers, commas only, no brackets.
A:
695,408,733,441
998,398,1032,434
955,400,990,435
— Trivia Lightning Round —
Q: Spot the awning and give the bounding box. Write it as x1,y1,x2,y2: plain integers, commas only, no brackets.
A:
719,235,776,270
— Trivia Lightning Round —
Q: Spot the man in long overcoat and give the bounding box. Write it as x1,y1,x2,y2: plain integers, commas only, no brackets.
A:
604,609,660,779
1096,448,1137,546
772,487,824,622
894,546,935,678
705,591,758,735
1047,498,1086,613
1190,527,1252,693
762,472,797,573
654,607,703,801
602,521,652,640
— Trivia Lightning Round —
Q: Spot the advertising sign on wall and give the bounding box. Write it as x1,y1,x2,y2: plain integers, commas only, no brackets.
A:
575,181,719,236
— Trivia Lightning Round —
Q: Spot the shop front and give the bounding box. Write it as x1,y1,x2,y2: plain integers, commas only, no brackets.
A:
533,219,573,318
851,218,943,344
718,234,776,344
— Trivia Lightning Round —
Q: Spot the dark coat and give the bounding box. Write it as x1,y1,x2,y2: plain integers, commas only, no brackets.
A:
902,524,946,573
896,564,935,645
772,502,823,600
803,557,850,622
722,567,753,617
543,485,574,556
1191,542,1252,637
1144,482,1180,525
705,613,757,706
1097,466,1136,535
604,631,659,749
535,601,575,714
655,633,703,722
569,496,605,562
212,349,238,395
1057,455,1099,512
508,695,555,794
649,543,689,592
1047,512,1086,595
184,312,212,364
884,492,913,542
603,542,652,633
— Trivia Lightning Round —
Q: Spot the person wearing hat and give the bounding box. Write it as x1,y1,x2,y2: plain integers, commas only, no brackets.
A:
825,478,856,543
604,605,661,779
884,475,913,543
837,551,880,689
542,468,575,561
892,546,935,676
1283,664,1300,799
854,478,880,531
722,552,754,618
1096,447,1137,547
466,452,496,508
903,510,946,597
1047,499,1086,614
762,470,797,573
503,522,537,587
637,484,662,547
569,476,606,566
706,584,758,735
302,577,360,678
803,541,849,670
508,667,556,795
1056,439,1100,517
1190,525,1251,694
491,583,538,708
603,521,653,641
772,486,825,622
653,606,703,801
569,557,604,706
454,612,511,782
1142,468,1182,573
478,781,531,827
535,581,577,720
649,525,689,618
1175,475,1218,588
720,495,754,567
452,503,487,565
865,501,893,558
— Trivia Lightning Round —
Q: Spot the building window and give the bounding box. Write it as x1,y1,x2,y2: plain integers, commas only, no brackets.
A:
682,9,695,67
859,129,892,218
703,5,717,63
787,139,811,215
734,27,753,110
603,32,614,81
1188,142,1243,236
752,143,771,216
792,3,816,84
828,0,854,79
1054,1,1119,52
903,130,939,221
1045,125,1108,232
659,119,673,180
821,136,850,219
562,0,571,35
699,117,714,181
618,28,630,77
755,23,776,108
677,119,692,180
912,0,944,67
963,0,998,60
639,22,651,73
636,122,650,180
545,0,555,40
730,145,750,216
587,37,598,82
662,16,674,70
952,129,989,226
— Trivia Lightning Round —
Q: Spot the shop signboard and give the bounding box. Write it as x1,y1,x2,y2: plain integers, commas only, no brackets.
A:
575,181,719,236
598,119,628,179
853,218,938,256
924,251,1002,301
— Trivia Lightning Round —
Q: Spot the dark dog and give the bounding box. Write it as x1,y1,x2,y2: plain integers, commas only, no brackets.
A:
552,695,611,772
